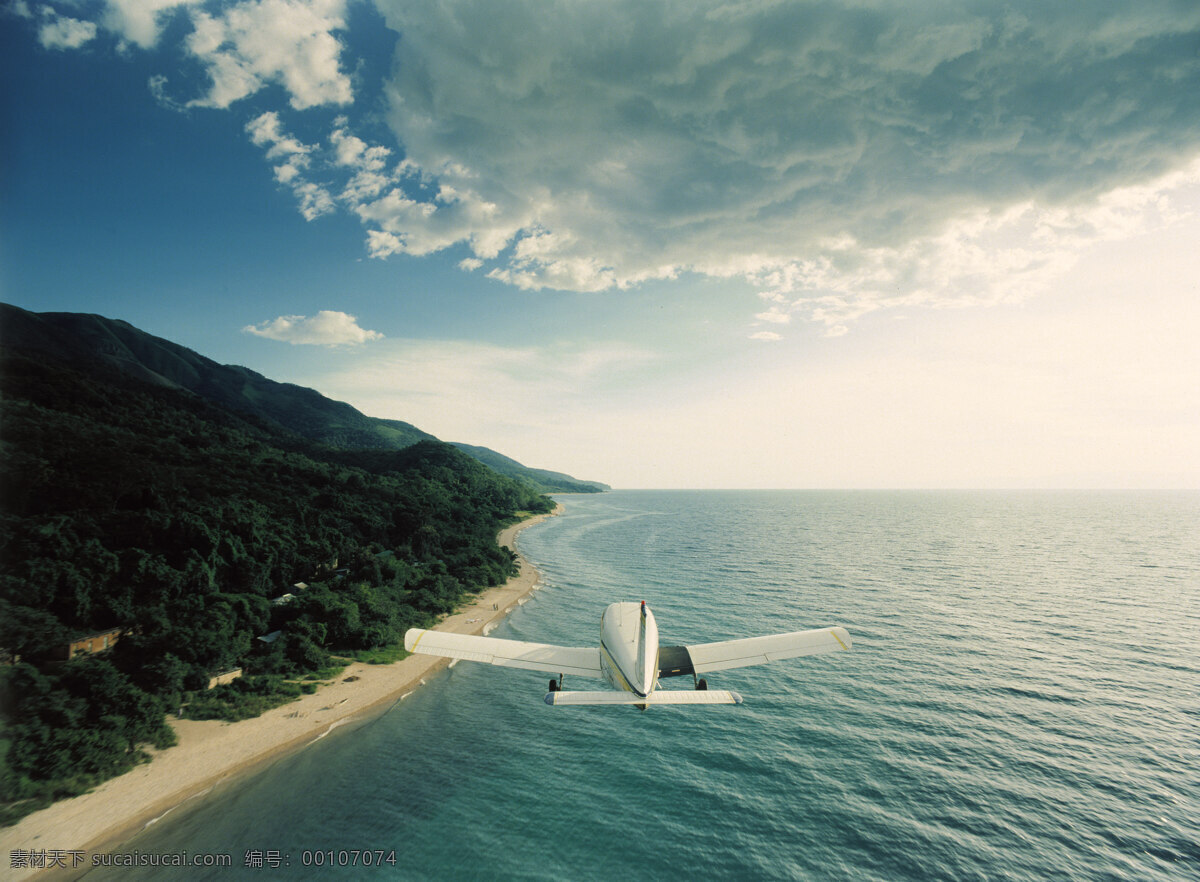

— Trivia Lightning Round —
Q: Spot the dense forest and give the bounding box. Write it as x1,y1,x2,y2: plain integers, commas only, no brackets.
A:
0,347,553,824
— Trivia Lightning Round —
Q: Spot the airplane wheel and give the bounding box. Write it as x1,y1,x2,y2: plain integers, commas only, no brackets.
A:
697,678,708,691
548,679,559,692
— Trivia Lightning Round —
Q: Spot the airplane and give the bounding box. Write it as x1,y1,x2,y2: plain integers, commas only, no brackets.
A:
403,600,852,707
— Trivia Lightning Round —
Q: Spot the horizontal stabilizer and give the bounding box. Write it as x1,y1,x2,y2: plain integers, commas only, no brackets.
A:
544,690,743,706
404,628,602,678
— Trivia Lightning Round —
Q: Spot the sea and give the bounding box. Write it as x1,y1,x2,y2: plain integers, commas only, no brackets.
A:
87,491,1198,881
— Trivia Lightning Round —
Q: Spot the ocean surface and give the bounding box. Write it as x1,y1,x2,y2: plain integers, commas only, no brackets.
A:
90,491,1198,881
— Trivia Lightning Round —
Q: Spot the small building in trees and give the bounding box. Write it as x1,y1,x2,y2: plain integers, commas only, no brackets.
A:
58,628,122,660
207,668,243,689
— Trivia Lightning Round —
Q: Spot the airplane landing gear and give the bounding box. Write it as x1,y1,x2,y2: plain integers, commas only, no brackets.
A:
693,674,708,691
549,674,564,692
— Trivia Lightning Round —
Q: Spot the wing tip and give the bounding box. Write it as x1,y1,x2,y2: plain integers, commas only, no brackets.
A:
403,628,425,652
831,626,852,650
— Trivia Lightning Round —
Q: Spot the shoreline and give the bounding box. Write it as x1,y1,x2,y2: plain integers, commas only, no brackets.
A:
0,504,563,880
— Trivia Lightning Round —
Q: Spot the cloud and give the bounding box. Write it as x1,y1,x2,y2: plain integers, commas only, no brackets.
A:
358,0,1200,321
246,111,313,159
746,158,1200,331
290,181,337,220
754,306,790,325
38,9,98,50
246,112,338,219
102,0,199,50
185,0,352,109
242,311,383,345
21,0,1199,335
20,1,351,110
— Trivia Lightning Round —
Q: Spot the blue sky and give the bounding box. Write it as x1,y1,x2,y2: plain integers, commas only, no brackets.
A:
3,1,1199,488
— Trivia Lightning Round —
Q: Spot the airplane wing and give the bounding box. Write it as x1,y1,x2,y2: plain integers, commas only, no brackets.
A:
659,626,851,678
545,690,743,706
404,628,603,678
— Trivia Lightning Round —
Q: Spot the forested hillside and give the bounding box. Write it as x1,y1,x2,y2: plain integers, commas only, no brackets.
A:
0,347,552,824
451,443,611,494
0,304,608,494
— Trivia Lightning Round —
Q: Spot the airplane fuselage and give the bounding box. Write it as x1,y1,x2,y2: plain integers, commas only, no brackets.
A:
599,601,659,698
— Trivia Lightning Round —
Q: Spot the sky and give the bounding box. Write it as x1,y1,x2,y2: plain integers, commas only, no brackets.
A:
3,0,1199,489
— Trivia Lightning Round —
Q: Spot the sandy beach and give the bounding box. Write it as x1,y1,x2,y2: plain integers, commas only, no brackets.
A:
1,505,562,879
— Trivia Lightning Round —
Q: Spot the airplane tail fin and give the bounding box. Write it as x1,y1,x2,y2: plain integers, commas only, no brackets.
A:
544,690,743,706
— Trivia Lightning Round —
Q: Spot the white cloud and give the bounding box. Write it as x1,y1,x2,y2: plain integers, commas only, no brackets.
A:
25,1,197,52
185,0,352,110
20,1,349,110
292,181,336,220
102,0,198,50
747,158,1200,332
246,111,313,159
364,230,404,259
245,112,338,219
352,184,515,259
38,10,98,50
754,306,790,325
330,125,388,170
23,0,1199,338
330,121,394,202
147,73,188,111
354,0,1200,327
243,311,383,345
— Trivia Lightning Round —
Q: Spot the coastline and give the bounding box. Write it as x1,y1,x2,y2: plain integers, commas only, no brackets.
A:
0,504,563,880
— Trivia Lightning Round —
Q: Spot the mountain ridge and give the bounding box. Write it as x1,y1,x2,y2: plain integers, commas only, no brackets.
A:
0,303,608,493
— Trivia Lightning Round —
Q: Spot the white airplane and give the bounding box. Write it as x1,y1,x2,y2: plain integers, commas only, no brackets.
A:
403,601,852,707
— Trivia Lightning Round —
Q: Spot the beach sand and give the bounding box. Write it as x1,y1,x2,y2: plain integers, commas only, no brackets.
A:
1,505,562,879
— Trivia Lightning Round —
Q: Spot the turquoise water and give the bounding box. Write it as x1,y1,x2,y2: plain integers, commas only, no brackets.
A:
91,491,1198,880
